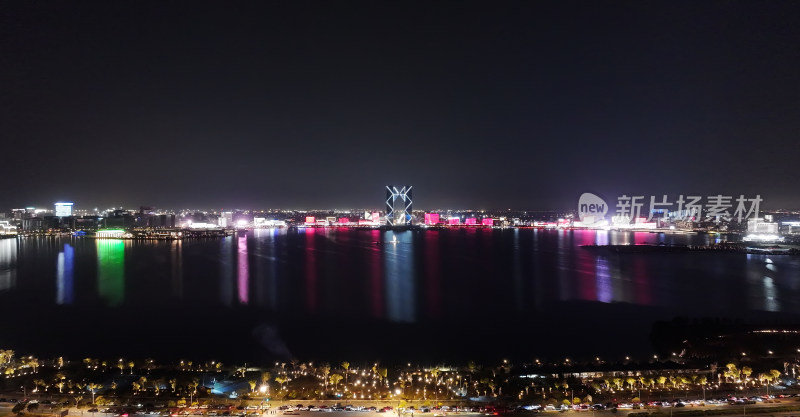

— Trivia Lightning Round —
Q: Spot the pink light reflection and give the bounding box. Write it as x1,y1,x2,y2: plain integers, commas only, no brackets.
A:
305,228,317,313
368,230,384,318
424,231,441,318
237,235,249,304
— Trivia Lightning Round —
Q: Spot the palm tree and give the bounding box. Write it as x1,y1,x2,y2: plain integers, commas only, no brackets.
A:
724,363,740,383
248,380,257,393
769,369,782,385
330,374,343,391
274,376,287,392
0,350,14,365
117,361,125,375
128,361,135,375
321,364,331,391
169,379,177,392
188,379,200,405
341,362,350,386
87,383,103,404
139,377,148,393
28,357,39,373
378,368,388,386
626,377,636,390
430,368,440,383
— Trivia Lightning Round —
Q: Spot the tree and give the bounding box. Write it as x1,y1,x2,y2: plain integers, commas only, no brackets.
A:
341,362,350,386
139,377,148,392
117,361,125,375
626,377,636,390
612,378,622,390
87,383,103,404
769,369,782,384
33,379,47,392
320,364,331,390
742,366,753,382
73,396,83,408
169,379,177,392
724,363,740,383
275,376,287,391
330,374,343,390
0,349,15,365
128,361,135,375
572,397,581,405
656,376,667,387
248,380,257,393
188,379,200,393
26,357,39,373
260,372,271,386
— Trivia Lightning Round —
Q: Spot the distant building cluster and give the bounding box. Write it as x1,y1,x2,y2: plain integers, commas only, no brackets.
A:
1,186,798,241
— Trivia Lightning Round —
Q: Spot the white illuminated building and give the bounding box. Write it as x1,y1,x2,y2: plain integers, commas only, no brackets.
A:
744,217,783,242
0,221,17,235
55,202,73,217
252,218,286,228
186,222,220,229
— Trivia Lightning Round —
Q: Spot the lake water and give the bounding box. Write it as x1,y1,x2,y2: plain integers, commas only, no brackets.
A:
0,228,798,364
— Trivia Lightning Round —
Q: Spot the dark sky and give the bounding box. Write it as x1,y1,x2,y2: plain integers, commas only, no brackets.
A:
2,1,799,210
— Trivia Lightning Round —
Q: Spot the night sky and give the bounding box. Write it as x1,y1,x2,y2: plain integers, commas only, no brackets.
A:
2,1,799,210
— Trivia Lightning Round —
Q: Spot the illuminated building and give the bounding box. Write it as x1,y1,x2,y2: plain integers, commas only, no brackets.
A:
218,211,233,227
55,202,73,217
748,218,779,235
385,185,413,226
744,217,782,242
0,221,17,235
424,213,440,225
96,229,126,238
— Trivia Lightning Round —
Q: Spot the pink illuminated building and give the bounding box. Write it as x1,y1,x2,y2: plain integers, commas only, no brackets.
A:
424,213,440,225
448,217,460,225
465,218,477,225
481,218,494,226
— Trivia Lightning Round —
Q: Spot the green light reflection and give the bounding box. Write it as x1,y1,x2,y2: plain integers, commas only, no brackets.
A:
97,239,125,306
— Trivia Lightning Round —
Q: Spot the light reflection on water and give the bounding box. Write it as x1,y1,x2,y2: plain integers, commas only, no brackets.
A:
56,243,74,305
0,229,794,321
0,239,17,291
96,239,125,307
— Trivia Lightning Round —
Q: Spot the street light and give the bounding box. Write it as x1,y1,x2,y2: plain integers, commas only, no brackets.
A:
259,385,269,413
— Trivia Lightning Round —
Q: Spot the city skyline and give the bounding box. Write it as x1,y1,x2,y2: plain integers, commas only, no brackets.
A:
3,1,800,209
